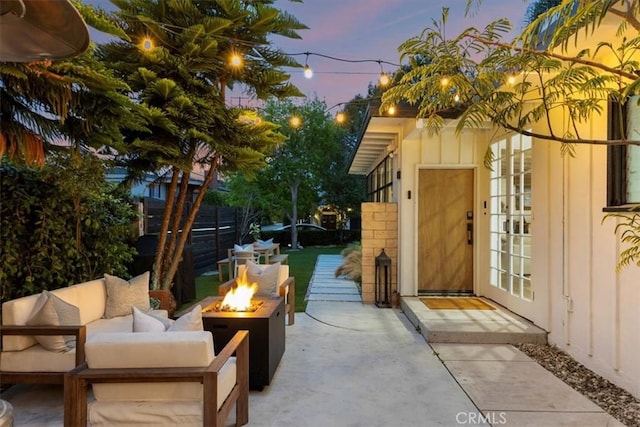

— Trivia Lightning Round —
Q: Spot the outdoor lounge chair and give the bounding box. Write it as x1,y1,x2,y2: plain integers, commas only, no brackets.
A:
63,330,249,427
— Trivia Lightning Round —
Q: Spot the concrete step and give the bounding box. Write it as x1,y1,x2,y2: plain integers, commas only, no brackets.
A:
401,297,547,345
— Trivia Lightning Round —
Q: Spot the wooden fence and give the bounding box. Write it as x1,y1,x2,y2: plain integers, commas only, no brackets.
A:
141,198,244,274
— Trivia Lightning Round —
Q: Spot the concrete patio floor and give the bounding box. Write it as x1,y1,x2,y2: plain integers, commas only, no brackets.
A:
0,254,625,426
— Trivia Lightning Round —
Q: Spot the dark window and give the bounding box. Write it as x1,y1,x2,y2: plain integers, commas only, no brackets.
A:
366,156,393,202
607,98,627,207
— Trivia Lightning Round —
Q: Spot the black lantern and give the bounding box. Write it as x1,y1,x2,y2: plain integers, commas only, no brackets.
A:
375,249,392,308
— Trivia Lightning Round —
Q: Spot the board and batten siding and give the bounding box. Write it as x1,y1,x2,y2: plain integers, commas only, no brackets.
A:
533,131,640,397
396,125,491,298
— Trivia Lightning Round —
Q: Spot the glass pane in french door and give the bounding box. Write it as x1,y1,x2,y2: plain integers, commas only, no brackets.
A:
489,135,533,301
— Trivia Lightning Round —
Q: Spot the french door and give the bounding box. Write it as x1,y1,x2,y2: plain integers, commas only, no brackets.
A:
489,135,533,303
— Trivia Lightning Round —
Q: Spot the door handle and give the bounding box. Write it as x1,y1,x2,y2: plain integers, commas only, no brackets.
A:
467,223,473,245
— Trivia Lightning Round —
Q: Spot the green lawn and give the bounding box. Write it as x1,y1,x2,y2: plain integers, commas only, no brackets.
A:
190,246,345,313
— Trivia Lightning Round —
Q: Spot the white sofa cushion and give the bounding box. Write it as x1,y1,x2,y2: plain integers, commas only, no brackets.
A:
70,279,108,324
1,279,107,351
86,331,215,370
0,343,76,372
86,331,236,410
2,293,43,351
86,310,168,336
104,272,150,319
88,401,202,427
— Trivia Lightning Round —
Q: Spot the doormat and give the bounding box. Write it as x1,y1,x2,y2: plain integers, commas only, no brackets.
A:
420,297,495,310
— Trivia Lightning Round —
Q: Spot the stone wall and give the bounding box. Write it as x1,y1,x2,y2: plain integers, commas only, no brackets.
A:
360,202,398,304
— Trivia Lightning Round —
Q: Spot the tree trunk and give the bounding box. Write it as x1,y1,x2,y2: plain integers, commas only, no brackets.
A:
162,171,190,282
161,157,219,290
152,169,179,290
290,180,299,249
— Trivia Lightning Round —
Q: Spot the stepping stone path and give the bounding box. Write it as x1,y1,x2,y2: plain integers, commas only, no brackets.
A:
305,254,361,302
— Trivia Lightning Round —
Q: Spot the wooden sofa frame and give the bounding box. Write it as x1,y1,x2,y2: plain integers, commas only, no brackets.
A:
64,330,249,427
0,325,87,385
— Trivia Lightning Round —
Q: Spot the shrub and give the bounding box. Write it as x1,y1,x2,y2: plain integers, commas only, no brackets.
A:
0,156,138,302
335,243,362,284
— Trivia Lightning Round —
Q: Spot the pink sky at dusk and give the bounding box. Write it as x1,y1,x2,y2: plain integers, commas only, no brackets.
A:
89,0,530,109
267,0,529,109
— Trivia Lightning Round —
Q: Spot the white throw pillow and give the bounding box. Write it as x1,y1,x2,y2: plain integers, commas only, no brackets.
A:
168,304,203,332
104,272,151,319
132,306,173,332
257,238,274,246
132,305,203,332
246,260,281,297
26,291,80,352
234,244,254,253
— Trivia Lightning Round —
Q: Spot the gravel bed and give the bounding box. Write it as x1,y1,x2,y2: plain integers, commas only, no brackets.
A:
516,343,640,427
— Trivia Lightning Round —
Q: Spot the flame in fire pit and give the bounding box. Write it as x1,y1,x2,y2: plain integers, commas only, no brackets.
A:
221,270,258,311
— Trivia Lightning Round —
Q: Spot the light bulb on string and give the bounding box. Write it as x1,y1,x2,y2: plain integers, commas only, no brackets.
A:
289,116,301,128
387,105,396,115
335,112,346,124
303,52,313,78
377,61,390,86
141,37,154,51
230,52,243,68
304,64,313,79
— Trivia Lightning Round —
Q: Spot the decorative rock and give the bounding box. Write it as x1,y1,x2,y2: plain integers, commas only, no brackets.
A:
516,343,640,427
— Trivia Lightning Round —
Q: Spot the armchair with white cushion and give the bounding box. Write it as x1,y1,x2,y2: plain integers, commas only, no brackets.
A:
64,330,249,427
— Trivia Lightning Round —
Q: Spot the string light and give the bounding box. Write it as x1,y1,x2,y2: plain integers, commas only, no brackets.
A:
335,112,346,123
303,53,313,78
230,52,243,67
377,60,390,86
141,37,154,51
289,52,399,87
289,116,301,128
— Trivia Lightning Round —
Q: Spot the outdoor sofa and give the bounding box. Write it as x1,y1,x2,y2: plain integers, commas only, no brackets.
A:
0,272,165,384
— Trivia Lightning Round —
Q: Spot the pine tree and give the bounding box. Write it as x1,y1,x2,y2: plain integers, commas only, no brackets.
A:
98,0,307,289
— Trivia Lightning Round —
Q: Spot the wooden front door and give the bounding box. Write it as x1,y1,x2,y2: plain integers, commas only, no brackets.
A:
418,169,474,293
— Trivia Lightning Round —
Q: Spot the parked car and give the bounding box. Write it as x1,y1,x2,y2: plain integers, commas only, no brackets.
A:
277,224,327,231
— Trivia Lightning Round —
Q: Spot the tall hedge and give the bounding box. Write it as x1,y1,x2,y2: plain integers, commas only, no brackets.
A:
0,155,137,302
